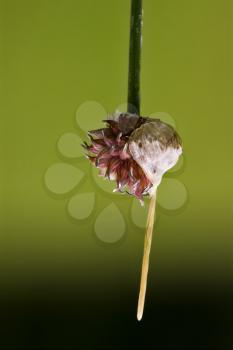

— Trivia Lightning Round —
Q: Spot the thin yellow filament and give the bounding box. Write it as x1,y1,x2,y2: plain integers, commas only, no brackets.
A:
137,188,157,321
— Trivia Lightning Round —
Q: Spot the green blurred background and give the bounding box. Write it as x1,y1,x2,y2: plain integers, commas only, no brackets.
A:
0,0,232,349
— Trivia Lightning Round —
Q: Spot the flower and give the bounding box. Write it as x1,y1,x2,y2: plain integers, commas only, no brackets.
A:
83,114,151,201
83,112,182,203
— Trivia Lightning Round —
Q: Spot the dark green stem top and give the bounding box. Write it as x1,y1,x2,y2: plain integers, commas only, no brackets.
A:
127,0,143,115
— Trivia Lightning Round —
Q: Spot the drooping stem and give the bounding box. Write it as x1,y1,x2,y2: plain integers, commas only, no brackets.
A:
127,0,143,115
137,189,157,321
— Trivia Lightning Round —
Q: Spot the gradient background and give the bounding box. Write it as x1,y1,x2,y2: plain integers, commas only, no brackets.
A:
0,0,232,349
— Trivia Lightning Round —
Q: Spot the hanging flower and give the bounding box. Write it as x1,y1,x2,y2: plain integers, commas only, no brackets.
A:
83,113,182,203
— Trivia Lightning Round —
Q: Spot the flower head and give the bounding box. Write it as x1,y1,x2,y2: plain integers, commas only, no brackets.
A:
83,113,182,202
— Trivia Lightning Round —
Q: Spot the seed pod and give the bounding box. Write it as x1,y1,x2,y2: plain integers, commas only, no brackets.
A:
129,119,182,193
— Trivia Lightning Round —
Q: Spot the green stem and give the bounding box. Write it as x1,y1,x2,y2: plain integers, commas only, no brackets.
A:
127,0,143,115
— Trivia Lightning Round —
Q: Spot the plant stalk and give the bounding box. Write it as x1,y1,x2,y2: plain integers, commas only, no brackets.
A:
127,0,143,115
